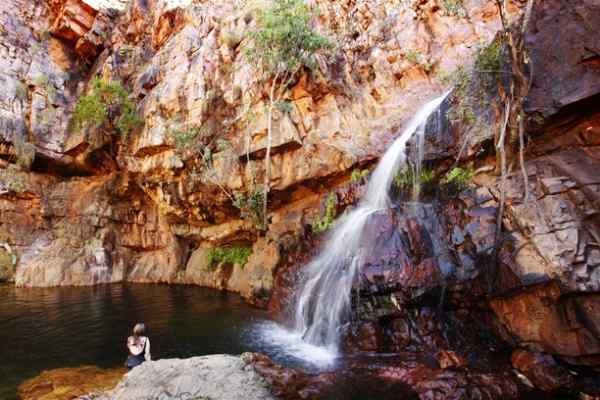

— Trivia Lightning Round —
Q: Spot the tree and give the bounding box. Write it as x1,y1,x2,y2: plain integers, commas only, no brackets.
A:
492,0,535,265
245,0,332,228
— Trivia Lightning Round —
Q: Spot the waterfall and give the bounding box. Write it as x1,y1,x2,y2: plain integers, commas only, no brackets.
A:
257,91,450,366
292,91,451,358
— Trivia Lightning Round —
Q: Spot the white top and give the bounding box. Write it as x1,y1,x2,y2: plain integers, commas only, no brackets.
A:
127,336,151,361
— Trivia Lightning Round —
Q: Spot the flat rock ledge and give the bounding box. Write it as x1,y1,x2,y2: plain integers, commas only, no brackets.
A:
92,354,274,400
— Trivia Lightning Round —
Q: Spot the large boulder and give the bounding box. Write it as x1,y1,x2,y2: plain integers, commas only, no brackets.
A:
96,355,274,400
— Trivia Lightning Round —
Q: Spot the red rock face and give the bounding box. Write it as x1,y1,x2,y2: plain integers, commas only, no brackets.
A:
491,282,600,365
49,0,123,62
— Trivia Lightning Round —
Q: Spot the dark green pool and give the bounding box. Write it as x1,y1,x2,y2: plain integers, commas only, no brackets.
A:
0,283,272,400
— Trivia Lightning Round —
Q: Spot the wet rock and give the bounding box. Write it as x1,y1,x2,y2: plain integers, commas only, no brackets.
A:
511,349,575,392
18,366,125,400
348,355,521,400
436,350,467,369
245,352,336,400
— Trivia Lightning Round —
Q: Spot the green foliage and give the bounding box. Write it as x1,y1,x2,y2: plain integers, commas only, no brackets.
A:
215,138,232,152
34,75,49,88
245,0,333,74
393,167,435,194
439,37,505,125
438,65,470,99
406,50,434,72
170,127,202,150
441,0,466,17
275,100,293,114
473,39,503,88
206,246,252,270
221,30,243,49
1,169,26,193
441,166,474,192
73,78,142,136
350,168,369,183
312,193,337,233
7,179,25,193
406,50,421,64
233,189,266,230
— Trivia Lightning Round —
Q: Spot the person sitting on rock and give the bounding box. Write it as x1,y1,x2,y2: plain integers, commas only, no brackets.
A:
126,322,151,370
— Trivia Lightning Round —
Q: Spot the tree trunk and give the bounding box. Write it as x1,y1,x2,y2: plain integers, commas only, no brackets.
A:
263,72,279,229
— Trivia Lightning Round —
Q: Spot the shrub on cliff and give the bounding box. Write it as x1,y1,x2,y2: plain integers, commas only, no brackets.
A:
439,37,506,126
441,166,474,194
73,78,141,136
206,246,252,270
244,0,333,227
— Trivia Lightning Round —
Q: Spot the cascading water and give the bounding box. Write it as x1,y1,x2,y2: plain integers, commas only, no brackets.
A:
259,91,450,366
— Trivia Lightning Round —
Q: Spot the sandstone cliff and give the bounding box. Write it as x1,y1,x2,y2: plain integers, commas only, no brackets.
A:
1,0,514,299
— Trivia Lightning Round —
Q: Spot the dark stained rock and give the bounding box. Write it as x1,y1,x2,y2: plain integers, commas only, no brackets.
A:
436,350,467,369
511,349,575,392
525,0,600,121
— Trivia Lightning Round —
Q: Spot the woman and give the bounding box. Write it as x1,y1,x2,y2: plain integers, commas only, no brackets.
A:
126,322,151,370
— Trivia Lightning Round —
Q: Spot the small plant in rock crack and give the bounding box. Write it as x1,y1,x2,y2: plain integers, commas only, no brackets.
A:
350,168,370,183
406,50,434,72
312,192,338,233
393,166,436,197
0,167,26,193
441,166,474,194
441,0,467,17
170,127,203,151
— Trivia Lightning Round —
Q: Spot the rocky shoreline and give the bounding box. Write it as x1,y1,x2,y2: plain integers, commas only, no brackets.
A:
20,351,600,400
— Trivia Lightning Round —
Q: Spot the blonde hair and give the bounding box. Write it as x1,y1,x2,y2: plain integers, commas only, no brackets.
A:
133,323,146,337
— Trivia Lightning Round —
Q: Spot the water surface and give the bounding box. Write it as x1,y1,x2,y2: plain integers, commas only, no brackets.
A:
0,283,273,400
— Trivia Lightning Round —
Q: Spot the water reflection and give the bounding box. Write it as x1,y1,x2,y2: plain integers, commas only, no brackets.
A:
0,283,271,400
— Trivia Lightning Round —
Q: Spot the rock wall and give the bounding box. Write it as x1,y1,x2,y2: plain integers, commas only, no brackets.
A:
1,0,518,298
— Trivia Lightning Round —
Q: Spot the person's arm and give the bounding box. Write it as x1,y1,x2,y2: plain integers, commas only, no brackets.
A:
126,336,133,352
145,338,151,361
